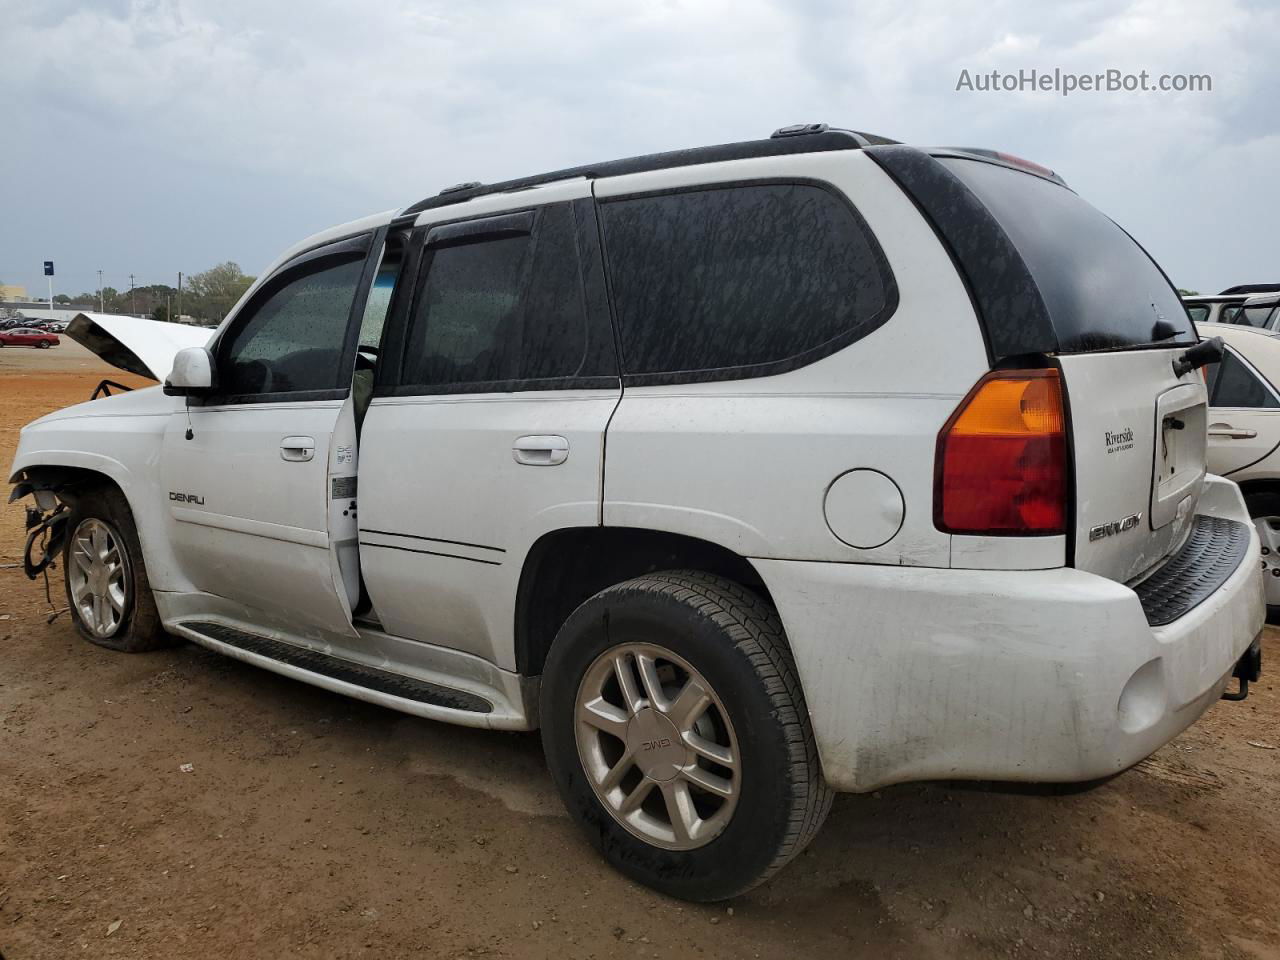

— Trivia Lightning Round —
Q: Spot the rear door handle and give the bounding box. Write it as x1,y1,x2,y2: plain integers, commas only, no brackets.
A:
280,436,316,461
1208,424,1258,439
513,435,569,466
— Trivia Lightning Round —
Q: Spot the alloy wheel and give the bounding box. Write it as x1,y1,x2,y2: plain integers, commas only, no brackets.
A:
1255,516,1280,605
575,642,739,851
68,518,132,638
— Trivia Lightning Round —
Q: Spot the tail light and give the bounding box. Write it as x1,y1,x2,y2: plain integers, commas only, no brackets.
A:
935,369,1067,535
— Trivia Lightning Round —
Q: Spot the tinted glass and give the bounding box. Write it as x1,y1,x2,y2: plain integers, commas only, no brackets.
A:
1238,304,1277,328
403,204,590,388
1212,351,1279,408
1184,304,1209,323
600,184,888,376
1220,305,1243,324
218,256,364,396
520,204,590,380
359,244,402,351
941,159,1194,352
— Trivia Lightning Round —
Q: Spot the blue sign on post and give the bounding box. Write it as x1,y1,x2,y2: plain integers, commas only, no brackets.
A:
43,261,54,276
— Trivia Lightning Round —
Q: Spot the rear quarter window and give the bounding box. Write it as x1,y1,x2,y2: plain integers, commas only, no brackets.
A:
598,182,895,383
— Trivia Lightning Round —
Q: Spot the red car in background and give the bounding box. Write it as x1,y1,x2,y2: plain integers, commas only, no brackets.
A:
0,328,59,349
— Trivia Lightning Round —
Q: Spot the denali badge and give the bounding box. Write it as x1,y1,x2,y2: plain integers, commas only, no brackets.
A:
1089,512,1142,541
169,491,205,505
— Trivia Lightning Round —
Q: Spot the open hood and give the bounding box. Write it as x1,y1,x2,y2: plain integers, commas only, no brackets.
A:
66,313,213,381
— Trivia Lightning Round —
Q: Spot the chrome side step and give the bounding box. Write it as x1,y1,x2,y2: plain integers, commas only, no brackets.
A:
169,618,535,729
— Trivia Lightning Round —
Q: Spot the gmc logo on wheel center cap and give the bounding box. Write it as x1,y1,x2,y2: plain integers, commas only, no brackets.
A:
642,738,672,751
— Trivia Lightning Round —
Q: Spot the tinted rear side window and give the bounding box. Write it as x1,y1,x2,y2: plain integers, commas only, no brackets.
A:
1237,304,1278,329
1184,304,1209,323
401,203,601,390
599,183,894,381
1210,350,1279,408
940,158,1193,353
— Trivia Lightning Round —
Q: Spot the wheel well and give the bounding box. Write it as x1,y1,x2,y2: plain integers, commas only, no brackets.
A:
1231,479,1280,510
514,527,774,677
13,465,122,506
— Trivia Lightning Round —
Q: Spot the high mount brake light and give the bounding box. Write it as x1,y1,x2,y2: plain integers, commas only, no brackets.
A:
935,369,1067,536
994,151,1056,179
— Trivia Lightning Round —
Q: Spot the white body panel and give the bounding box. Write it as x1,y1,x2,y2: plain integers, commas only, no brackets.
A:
1057,349,1207,584
598,152,1016,569
756,476,1263,791
160,397,360,640
358,389,619,670
65,312,212,380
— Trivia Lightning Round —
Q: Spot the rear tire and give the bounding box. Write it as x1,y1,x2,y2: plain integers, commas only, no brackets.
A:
62,486,174,652
37,340,50,349
540,570,831,901
1245,490,1280,624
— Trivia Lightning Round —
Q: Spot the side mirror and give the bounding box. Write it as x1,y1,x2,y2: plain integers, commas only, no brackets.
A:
164,347,216,397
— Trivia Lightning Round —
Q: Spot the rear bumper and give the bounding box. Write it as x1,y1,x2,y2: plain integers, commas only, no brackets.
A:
753,475,1265,793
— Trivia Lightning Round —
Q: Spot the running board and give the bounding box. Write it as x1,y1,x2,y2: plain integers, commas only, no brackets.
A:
174,619,503,723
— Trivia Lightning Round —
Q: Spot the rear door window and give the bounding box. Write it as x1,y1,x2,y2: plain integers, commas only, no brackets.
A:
1237,303,1280,329
399,203,607,391
1184,304,1209,323
939,158,1194,353
1209,349,1280,408
598,183,895,382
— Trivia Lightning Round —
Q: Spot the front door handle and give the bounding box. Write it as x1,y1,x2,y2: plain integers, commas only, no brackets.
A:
513,435,569,466
1208,424,1258,440
280,436,316,461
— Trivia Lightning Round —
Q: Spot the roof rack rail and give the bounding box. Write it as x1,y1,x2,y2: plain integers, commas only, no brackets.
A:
1220,283,1280,295
439,181,482,196
400,125,897,217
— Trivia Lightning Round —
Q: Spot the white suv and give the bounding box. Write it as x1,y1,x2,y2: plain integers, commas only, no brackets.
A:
10,125,1265,900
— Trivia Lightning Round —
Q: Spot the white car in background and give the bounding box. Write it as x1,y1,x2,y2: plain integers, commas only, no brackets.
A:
1201,321,1280,620
1183,294,1249,325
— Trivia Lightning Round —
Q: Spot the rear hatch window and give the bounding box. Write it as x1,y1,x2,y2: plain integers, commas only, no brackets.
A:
938,157,1194,354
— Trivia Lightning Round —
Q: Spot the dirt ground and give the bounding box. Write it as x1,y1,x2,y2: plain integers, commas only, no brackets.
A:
1,353,1279,960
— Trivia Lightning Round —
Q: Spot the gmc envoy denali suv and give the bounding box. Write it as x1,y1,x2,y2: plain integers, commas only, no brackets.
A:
10,124,1265,900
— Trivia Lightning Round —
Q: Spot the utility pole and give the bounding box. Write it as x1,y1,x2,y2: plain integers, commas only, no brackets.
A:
129,274,136,316
97,269,104,312
177,271,183,323
166,295,171,322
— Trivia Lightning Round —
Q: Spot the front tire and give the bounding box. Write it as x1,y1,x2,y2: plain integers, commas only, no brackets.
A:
37,340,50,348
63,487,173,652
540,571,831,901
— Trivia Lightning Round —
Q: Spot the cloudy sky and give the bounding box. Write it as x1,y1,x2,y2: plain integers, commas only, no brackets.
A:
2,0,1277,301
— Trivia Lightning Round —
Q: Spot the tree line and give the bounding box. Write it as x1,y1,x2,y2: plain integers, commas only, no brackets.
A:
52,262,256,327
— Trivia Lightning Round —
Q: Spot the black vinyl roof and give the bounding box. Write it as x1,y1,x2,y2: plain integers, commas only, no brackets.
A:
401,125,896,216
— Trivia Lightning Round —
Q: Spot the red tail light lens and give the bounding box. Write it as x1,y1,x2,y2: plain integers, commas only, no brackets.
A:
935,369,1067,535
